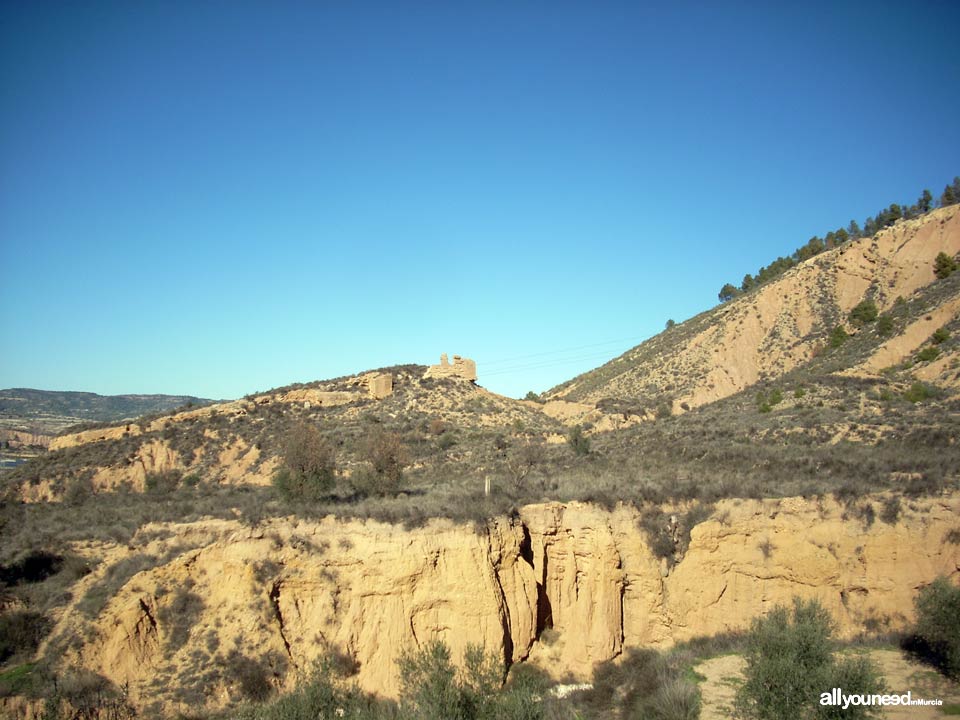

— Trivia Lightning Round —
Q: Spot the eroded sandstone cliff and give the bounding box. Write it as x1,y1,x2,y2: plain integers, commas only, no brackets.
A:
35,495,959,715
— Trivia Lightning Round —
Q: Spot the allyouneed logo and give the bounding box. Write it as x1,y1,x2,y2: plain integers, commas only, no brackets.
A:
820,688,943,709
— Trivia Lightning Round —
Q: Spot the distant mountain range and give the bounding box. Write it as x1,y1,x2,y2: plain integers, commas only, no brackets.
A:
0,388,214,437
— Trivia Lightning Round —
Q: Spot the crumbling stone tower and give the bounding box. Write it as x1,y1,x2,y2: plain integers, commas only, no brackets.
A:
424,353,477,382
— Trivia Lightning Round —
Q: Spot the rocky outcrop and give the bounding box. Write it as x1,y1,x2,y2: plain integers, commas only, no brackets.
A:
41,495,959,714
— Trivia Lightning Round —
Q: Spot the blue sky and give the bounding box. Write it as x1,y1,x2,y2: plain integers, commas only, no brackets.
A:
2,1,959,400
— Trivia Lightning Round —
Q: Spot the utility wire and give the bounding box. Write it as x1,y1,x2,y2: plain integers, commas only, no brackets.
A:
482,348,634,378
481,334,646,369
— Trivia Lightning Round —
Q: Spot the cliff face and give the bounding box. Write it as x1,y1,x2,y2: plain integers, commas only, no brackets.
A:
42,495,959,714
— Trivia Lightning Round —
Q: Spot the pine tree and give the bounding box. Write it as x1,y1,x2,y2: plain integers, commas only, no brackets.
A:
718,283,740,302
943,183,958,207
934,252,957,279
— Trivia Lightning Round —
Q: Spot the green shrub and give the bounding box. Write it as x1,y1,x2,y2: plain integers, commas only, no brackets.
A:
829,325,849,348
351,430,408,498
902,381,937,403
645,678,701,720
916,346,940,363
849,299,878,325
224,650,275,702
907,577,960,679
272,423,336,501
567,425,591,456
931,327,950,345
934,251,957,279
879,496,901,525
582,647,700,720
757,388,783,413
216,657,382,720
397,640,544,720
144,469,182,494
735,598,883,720
876,314,894,337
639,509,677,562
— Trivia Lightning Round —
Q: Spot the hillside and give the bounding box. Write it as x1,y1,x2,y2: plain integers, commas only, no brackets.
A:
7,365,574,511
6,206,960,514
547,204,960,413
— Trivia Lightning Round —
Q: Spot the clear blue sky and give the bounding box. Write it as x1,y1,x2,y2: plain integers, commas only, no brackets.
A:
2,1,959,400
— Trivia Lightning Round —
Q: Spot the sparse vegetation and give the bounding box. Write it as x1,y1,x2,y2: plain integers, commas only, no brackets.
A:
902,381,937,403
876,314,894,337
756,387,783,413
904,576,960,680
351,430,408,497
145,469,183,494
931,327,950,345
934,251,958,280
849,299,878,325
0,612,51,664
566,425,591,456
397,640,544,720
272,422,337,501
506,441,545,491
736,598,884,720
829,325,848,348
879,496,901,525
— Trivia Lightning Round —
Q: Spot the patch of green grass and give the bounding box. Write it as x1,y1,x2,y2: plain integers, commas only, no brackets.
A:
0,662,42,697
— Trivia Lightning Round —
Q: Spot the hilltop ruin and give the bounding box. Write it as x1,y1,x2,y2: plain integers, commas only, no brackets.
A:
424,353,477,382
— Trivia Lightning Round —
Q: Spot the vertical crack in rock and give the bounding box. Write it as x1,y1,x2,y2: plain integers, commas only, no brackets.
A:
490,556,515,669
138,598,157,633
534,542,552,638
269,581,293,660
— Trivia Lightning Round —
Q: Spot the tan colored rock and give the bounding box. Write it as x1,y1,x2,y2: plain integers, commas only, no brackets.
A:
275,388,358,407
50,423,141,450
349,372,394,399
425,353,477,382
540,400,594,423
42,495,959,716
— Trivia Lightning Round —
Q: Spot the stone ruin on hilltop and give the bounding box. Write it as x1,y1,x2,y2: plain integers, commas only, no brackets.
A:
424,353,477,382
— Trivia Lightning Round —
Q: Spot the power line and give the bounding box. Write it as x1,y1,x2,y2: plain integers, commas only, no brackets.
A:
482,348,633,378
481,334,647,368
